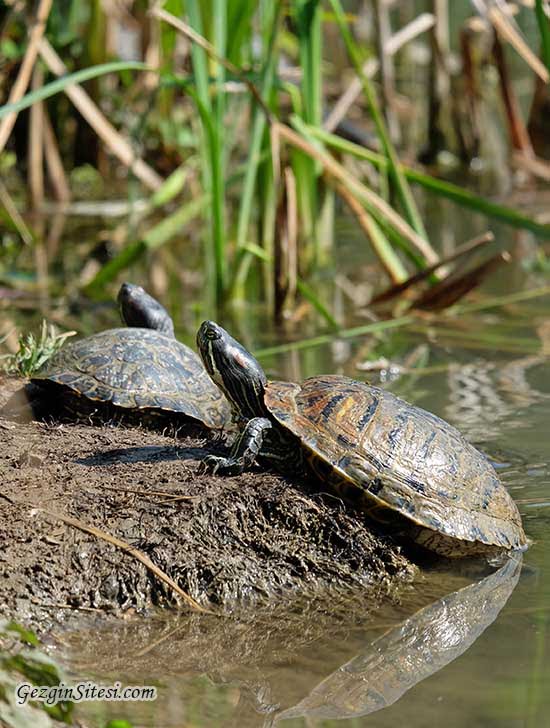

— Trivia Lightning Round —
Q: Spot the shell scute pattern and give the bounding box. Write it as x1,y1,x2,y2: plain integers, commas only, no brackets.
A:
34,327,230,429
265,374,527,554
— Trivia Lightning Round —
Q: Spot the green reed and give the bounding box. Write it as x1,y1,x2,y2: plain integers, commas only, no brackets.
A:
1,0,550,322
535,0,550,74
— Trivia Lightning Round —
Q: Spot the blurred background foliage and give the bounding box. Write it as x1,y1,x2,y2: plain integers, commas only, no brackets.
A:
1,0,550,348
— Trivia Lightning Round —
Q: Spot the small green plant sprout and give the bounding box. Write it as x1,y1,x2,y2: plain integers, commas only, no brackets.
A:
1,322,76,377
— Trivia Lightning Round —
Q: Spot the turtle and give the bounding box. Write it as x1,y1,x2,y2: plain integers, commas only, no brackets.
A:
117,281,175,337
29,287,231,430
196,320,528,558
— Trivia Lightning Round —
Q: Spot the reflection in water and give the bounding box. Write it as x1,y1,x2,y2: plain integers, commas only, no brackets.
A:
272,557,521,725
445,357,547,441
63,558,522,727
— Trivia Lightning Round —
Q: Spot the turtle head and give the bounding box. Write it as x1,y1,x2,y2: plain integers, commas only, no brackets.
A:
117,282,174,337
197,321,268,420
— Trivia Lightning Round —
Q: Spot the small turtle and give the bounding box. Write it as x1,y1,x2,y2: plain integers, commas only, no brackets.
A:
196,320,528,557
29,287,231,430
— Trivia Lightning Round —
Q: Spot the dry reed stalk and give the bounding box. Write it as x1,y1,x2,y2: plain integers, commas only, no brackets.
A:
0,0,53,153
424,0,453,159
45,211,67,260
275,166,298,322
433,0,451,98
42,109,71,202
459,25,482,159
0,180,33,245
284,166,298,313
29,64,45,210
37,38,163,191
487,3,549,82
373,0,400,143
31,215,50,309
334,178,404,283
370,231,495,304
323,13,435,133
492,33,534,157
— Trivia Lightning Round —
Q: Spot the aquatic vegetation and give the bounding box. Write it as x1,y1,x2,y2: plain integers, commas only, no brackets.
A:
0,1,549,323
0,321,76,377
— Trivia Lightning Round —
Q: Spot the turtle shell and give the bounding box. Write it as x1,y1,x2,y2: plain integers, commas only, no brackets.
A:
32,328,231,429
264,374,527,556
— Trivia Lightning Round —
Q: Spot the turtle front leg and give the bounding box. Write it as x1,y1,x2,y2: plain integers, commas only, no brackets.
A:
203,417,272,476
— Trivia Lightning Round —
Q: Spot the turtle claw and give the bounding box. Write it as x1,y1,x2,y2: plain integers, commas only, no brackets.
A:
200,454,222,474
201,454,244,476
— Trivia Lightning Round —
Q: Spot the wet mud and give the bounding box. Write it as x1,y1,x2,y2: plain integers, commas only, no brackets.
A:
0,378,415,633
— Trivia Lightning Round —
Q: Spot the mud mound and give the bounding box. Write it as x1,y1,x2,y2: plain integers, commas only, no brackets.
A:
0,379,415,632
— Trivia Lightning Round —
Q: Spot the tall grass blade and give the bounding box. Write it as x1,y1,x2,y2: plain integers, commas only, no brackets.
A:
535,0,550,74
235,3,280,253
307,125,550,239
327,0,434,260
0,61,148,120
255,315,415,357
213,0,227,293
184,1,226,304
226,0,256,64
293,0,323,258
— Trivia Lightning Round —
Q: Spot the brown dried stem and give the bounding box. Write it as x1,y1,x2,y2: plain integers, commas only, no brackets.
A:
43,108,71,202
371,231,495,304
275,167,298,322
0,0,53,153
38,38,163,191
493,33,534,156
29,64,45,210
2,492,211,614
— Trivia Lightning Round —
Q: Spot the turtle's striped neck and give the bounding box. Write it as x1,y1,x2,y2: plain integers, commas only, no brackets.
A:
197,320,269,422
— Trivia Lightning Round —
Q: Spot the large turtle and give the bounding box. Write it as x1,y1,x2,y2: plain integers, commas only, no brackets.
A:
29,286,231,430
197,320,528,557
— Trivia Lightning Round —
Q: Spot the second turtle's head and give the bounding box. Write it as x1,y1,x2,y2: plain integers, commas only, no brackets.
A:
117,282,174,337
197,321,267,420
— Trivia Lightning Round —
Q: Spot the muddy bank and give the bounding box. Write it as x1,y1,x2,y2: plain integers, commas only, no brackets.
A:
0,379,415,632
